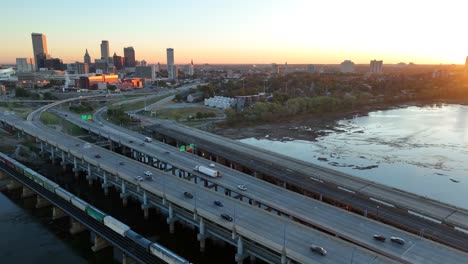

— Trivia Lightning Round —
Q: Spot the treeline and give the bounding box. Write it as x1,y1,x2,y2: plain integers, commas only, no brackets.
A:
107,108,132,124
225,96,345,124
69,103,93,114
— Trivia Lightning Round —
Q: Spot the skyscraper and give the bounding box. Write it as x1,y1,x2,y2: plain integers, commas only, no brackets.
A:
124,47,136,67
100,40,110,63
113,52,124,70
370,60,383,74
31,33,48,70
187,60,194,76
84,49,91,65
167,48,175,79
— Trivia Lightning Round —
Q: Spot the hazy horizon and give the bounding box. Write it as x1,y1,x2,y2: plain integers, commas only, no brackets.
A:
2,0,468,65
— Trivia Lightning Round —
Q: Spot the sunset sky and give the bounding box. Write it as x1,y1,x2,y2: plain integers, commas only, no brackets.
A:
1,0,467,65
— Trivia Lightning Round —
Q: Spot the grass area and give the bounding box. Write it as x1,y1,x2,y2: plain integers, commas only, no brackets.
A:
120,95,169,111
40,112,61,125
152,106,221,120
39,112,85,135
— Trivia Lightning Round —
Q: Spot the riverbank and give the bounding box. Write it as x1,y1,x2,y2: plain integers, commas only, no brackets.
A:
211,98,468,141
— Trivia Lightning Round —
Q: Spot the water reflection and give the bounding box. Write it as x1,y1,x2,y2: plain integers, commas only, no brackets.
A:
240,104,468,209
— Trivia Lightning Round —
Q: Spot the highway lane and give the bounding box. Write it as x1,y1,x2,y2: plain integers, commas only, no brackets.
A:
0,113,398,264
46,109,468,263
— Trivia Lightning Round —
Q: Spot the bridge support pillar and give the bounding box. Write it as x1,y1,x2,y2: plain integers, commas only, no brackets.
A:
52,206,67,220
235,236,247,264
166,203,175,234
7,180,22,190
86,163,94,186
50,147,55,161
40,141,44,154
72,157,79,177
60,151,66,169
319,193,323,201
21,186,35,198
282,181,287,188
101,172,111,196
364,208,368,217
91,232,111,252
122,254,137,264
197,217,206,252
70,218,86,234
120,182,129,207
141,191,149,220
35,196,51,208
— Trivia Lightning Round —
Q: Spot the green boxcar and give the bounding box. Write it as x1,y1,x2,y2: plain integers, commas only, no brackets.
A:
24,169,35,179
86,206,106,223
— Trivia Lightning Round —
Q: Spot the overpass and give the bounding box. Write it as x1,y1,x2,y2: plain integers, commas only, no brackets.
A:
0,156,166,264
15,106,468,263
0,112,403,264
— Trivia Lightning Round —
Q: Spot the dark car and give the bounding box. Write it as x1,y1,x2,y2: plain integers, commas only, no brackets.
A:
390,237,405,245
373,235,386,242
129,140,134,143
119,161,125,165
183,192,194,199
75,143,80,147
220,213,233,222
140,142,145,146
213,200,224,207
95,154,101,158
310,244,327,256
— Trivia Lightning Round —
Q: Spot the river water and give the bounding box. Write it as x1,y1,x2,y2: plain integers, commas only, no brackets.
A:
240,104,468,210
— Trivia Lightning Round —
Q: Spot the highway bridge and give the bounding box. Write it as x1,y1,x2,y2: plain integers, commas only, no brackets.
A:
129,113,468,248
7,104,466,263
0,112,403,264
0,158,166,264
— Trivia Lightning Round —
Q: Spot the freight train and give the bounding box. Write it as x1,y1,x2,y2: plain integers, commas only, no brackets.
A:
0,152,190,264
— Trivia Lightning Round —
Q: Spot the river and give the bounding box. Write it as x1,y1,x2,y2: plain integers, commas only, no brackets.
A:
240,104,468,210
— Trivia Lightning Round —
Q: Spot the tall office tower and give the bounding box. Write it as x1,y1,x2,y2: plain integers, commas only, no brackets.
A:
271,63,280,75
340,60,355,73
370,60,383,74
113,52,124,70
124,47,136,67
167,48,175,79
31,33,48,70
100,40,110,62
84,49,91,65
284,62,288,74
16,58,35,73
141,60,147,67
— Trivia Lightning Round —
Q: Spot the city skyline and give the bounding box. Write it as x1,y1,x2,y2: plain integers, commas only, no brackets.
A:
2,0,468,65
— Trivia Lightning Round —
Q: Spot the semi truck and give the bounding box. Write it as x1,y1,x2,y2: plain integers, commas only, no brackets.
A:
194,165,221,178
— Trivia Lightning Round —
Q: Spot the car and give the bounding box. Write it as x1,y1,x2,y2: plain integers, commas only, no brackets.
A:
140,142,145,146
183,192,194,199
144,171,152,176
75,143,80,147
390,237,405,245
237,184,247,191
220,213,233,222
95,154,101,158
310,244,327,256
119,161,125,165
209,163,215,168
164,151,170,154
373,235,386,242
213,200,224,207
129,140,134,143
134,176,143,181
64,114,68,117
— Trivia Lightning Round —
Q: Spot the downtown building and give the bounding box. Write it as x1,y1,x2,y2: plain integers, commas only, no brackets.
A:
370,60,383,74
31,33,49,71
124,47,136,68
340,60,355,73
16,58,35,73
166,48,175,79
135,65,156,81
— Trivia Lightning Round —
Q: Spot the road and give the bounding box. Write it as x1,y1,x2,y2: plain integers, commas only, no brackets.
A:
0,111,399,264
42,108,468,264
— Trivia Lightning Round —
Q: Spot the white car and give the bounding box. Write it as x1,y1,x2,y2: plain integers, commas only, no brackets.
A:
237,184,247,191
134,176,143,181
144,171,152,176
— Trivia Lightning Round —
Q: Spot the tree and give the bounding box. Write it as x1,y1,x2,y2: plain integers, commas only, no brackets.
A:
107,84,117,92
15,88,31,98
